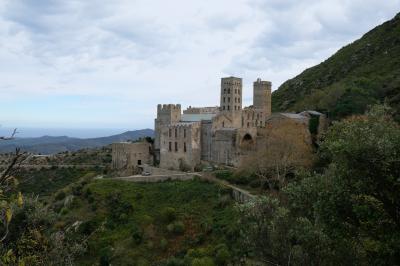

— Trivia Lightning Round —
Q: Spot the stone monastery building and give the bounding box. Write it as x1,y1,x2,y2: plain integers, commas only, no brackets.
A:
112,76,326,171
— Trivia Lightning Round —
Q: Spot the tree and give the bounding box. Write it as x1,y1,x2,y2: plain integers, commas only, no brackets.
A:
0,129,27,242
240,119,314,191
240,105,400,265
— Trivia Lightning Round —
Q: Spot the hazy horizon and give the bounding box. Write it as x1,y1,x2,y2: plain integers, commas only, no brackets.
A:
0,127,152,138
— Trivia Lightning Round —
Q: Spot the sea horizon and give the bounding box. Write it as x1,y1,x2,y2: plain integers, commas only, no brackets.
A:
0,127,146,139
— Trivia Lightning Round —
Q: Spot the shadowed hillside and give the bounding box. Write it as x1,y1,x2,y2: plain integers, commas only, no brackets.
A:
272,12,400,121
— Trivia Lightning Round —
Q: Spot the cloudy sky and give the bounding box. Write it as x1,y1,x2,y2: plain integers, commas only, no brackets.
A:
0,0,399,132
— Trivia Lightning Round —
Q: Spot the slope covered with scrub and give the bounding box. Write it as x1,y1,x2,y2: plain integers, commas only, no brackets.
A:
272,13,400,120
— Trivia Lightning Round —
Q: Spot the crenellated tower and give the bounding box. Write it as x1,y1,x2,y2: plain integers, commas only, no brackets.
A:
154,104,181,163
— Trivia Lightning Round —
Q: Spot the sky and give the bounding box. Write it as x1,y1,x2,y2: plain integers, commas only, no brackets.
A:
0,0,399,134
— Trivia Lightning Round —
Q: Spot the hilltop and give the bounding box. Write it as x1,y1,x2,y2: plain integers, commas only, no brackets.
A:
0,129,154,154
272,12,400,120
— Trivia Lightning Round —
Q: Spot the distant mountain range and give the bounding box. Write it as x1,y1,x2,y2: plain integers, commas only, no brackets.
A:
0,129,154,154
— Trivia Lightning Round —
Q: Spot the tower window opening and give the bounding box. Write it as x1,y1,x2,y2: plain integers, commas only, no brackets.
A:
228,88,230,94
223,97,225,103
228,97,230,102
169,129,172,137
184,142,187,152
227,106,230,110
175,128,178,138
184,129,186,138
169,142,172,151
175,142,178,152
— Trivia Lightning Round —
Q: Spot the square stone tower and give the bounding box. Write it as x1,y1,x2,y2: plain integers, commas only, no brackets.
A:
154,104,181,163
220,77,242,112
253,78,272,116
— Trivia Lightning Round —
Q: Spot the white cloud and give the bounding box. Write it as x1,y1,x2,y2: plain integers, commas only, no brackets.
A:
0,0,399,129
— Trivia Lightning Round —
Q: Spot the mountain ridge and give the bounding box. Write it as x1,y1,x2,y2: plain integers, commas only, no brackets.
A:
272,12,400,120
0,129,154,154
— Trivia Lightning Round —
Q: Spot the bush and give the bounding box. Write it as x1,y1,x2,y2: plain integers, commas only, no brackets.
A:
99,246,112,266
60,207,69,215
167,221,185,235
160,238,168,251
214,245,230,265
55,190,66,201
161,207,177,223
249,179,261,188
163,257,185,266
214,170,233,181
217,195,232,208
191,257,215,266
131,224,143,245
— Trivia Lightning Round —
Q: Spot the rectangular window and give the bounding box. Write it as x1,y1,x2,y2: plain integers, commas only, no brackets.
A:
227,105,230,110
175,128,178,138
169,142,172,151
175,142,178,152
223,97,225,103
228,97,230,102
184,142,187,152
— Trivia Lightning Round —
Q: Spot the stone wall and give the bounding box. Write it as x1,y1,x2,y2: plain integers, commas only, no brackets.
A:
159,122,201,170
200,120,212,161
112,142,153,170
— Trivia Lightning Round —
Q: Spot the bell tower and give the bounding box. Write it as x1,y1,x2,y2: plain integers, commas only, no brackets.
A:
220,77,242,113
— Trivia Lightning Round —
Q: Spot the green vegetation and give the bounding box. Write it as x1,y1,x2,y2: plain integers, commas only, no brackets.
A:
18,167,101,198
239,105,400,265
49,178,240,265
272,13,400,121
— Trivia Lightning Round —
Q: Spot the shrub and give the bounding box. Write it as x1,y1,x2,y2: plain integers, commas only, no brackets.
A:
249,179,261,188
191,257,215,266
99,246,112,266
78,220,98,235
167,221,185,235
164,257,185,266
161,207,177,223
60,207,69,215
215,245,230,265
55,190,66,201
160,238,168,251
217,195,232,208
214,170,233,181
131,224,143,245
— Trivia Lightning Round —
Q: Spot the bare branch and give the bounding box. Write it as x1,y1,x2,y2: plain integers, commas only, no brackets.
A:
0,128,18,140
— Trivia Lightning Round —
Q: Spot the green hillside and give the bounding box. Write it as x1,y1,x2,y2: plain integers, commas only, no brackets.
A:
272,12,400,120
51,178,239,265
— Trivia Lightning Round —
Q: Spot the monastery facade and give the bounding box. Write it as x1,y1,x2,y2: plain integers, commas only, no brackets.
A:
112,76,326,172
